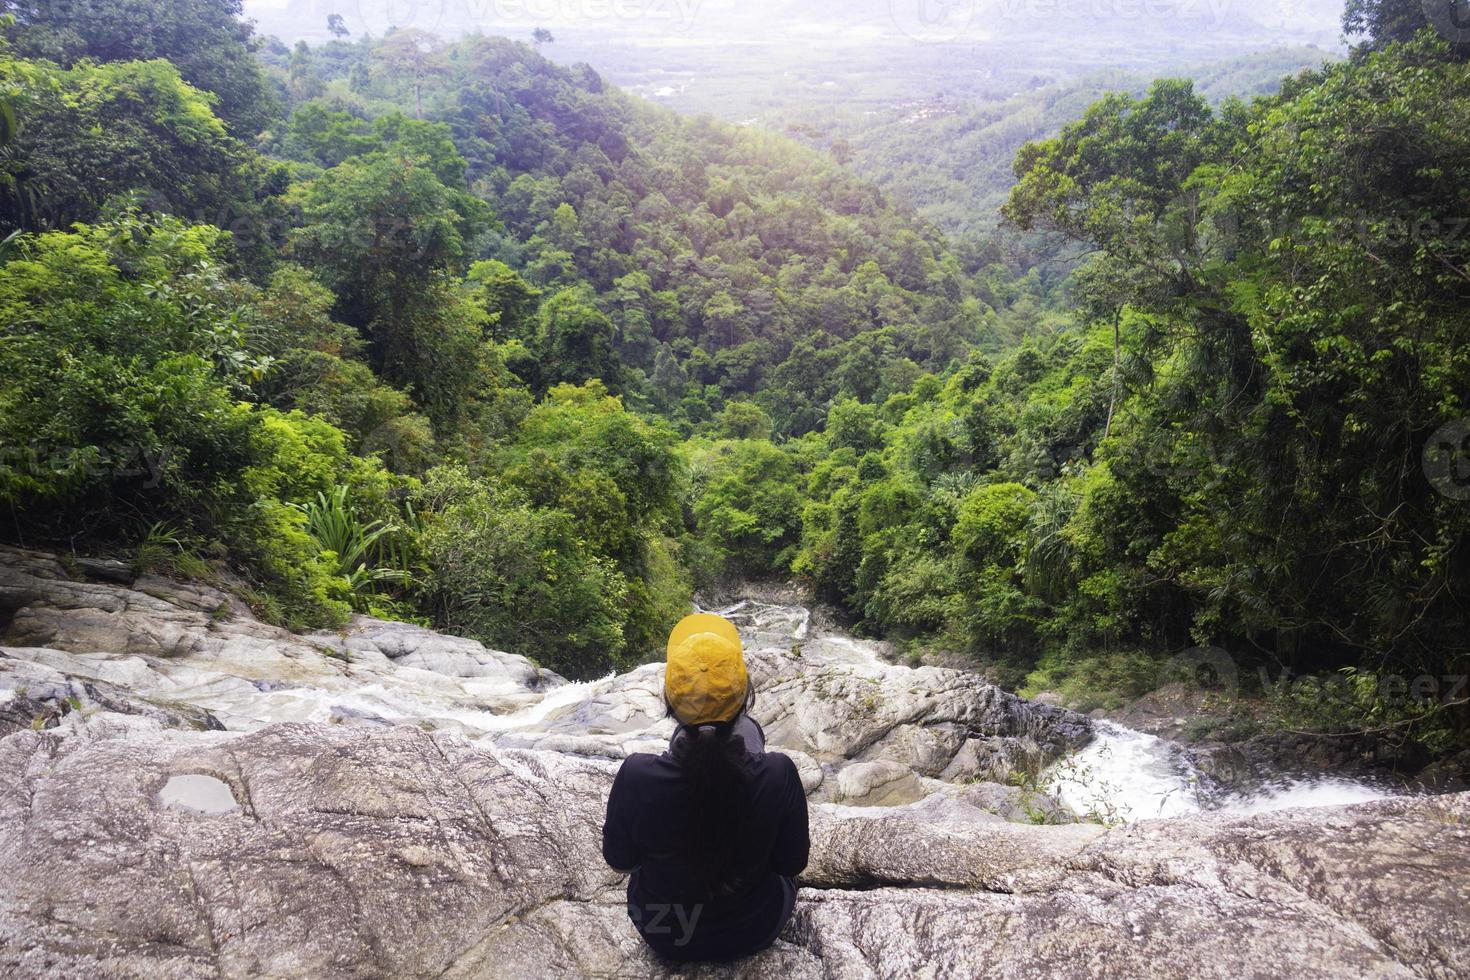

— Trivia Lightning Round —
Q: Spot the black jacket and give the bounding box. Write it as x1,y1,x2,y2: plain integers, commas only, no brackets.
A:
602,728,809,960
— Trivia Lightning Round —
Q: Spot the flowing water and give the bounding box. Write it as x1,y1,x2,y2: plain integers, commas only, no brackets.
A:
1041,720,1404,822
15,594,1407,823
1043,722,1209,822
713,600,1407,823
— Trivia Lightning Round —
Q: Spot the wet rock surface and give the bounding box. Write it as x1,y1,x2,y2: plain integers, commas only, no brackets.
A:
1,548,1467,978
0,548,1089,791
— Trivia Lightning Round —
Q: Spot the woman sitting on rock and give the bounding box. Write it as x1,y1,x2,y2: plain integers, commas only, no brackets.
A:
602,613,810,962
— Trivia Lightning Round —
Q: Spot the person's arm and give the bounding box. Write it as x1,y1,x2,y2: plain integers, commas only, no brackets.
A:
769,754,810,876
602,762,640,874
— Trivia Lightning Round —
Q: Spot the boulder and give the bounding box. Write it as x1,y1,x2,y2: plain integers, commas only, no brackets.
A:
0,548,1090,794
2,549,1466,977
0,719,1464,979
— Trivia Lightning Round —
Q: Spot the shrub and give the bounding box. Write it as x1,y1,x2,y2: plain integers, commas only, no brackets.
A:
412,466,629,678
297,485,410,613
0,215,360,628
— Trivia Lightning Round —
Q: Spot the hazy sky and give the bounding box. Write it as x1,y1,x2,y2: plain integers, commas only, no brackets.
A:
242,0,1346,47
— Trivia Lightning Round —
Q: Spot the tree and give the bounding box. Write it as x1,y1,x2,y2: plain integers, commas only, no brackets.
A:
534,287,623,393
546,201,583,252
288,41,325,102
327,13,350,39
414,466,631,678
1,0,280,135
485,382,688,664
246,265,431,470
373,29,445,119
287,150,497,433
689,438,801,576
826,398,885,454
283,107,467,186
0,57,253,232
465,259,541,343
498,381,682,553
0,211,362,628
1003,78,1220,259
1003,40,1470,687
718,401,772,441
1343,0,1470,59
532,27,554,46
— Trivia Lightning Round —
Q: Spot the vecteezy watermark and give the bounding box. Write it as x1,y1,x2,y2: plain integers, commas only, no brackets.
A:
172,203,453,265
458,0,702,32
1259,668,1469,711
1161,643,1470,712
635,902,703,946
0,444,174,489
1199,204,1470,253
1423,0,1470,44
1350,214,1470,248
353,0,449,36
888,0,979,42
1423,418,1470,501
359,419,438,474
1160,645,1240,696
888,0,1234,43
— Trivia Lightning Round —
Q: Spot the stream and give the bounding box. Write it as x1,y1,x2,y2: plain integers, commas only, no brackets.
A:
1042,720,1401,822
10,587,1408,824
710,599,1407,823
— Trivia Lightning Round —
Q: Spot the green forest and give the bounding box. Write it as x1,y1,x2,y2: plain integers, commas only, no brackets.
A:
0,1,1466,752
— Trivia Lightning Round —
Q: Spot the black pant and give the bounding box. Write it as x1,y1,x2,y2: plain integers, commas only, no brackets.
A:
641,874,798,963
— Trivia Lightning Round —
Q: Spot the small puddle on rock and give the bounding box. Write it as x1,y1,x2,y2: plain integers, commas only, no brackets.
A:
158,774,239,815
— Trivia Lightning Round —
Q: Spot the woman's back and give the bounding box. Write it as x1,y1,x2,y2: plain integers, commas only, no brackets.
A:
602,740,808,959
602,613,809,962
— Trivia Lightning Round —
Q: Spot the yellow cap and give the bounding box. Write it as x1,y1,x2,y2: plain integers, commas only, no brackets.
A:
664,613,747,725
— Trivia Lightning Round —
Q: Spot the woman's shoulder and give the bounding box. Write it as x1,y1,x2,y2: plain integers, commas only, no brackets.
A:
614,750,679,784
619,750,667,770
754,748,801,781
751,751,806,807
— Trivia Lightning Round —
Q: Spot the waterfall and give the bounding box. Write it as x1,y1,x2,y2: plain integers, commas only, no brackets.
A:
1042,720,1405,823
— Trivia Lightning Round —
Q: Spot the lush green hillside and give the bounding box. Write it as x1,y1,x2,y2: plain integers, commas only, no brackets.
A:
1,1,1467,758
258,33,991,436
0,11,996,676
757,34,1470,749
775,47,1340,245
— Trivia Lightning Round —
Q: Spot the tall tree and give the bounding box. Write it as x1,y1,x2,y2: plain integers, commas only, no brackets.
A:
373,29,445,120
0,57,252,232
0,0,280,135
1343,0,1470,59
287,150,494,432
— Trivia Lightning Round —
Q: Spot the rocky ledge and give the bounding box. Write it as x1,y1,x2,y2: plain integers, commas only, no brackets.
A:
0,547,1467,978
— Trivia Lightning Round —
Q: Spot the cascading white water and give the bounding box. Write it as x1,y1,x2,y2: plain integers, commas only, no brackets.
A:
710,601,1409,823
704,599,890,669
704,599,811,644
1215,778,1400,816
470,675,614,731
21,592,1409,823
1041,720,1404,823
1043,722,1207,822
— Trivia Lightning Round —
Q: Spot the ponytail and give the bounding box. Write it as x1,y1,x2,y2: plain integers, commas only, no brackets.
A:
670,715,755,894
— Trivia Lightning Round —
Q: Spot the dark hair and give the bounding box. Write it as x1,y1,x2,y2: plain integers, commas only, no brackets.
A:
667,689,755,895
